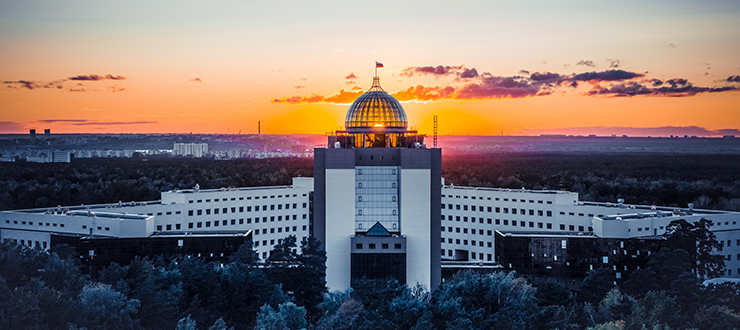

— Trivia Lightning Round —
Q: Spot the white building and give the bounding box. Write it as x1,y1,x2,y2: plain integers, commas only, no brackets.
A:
174,143,209,157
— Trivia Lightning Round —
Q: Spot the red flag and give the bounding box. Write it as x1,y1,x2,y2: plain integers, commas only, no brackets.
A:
375,61,384,68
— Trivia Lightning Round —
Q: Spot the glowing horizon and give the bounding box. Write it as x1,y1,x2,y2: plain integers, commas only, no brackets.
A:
1,1,739,137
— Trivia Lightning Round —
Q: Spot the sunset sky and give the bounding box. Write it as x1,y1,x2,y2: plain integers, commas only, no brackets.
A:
1,0,739,136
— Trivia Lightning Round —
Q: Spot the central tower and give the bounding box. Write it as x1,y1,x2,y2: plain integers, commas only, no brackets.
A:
315,73,441,291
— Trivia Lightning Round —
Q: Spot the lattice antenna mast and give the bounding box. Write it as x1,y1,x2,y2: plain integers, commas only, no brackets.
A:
433,115,438,148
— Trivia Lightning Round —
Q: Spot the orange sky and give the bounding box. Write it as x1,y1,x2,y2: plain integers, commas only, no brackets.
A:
1,1,739,137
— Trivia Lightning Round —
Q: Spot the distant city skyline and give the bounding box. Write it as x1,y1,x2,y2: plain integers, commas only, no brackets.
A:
1,0,739,137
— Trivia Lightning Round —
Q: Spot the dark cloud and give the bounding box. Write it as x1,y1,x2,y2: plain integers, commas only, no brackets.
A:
571,70,644,82
69,87,86,92
190,78,202,82
68,74,125,81
586,81,736,97
607,59,620,68
665,78,688,87
345,73,358,79
518,70,530,75
272,65,734,103
576,60,596,67
460,68,478,79
39,119,88,123
455,76,552,100
530,72,561,81
4,80,37,89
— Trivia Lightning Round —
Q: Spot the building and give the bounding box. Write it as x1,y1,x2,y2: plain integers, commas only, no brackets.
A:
314,75,441,291
174,143,209,157
2,73,740,289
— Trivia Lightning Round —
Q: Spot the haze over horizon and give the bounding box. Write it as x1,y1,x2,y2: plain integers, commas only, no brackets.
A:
2,0,739,137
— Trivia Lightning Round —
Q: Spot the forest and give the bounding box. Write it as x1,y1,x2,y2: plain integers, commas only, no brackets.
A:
1,152,739,212
1,219,738,330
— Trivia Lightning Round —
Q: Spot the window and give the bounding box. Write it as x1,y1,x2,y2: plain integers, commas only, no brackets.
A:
369,244,376,249
356,244,363,249
188,210,194,216
395,244,402,249
560,224,565,230
382,244,389,249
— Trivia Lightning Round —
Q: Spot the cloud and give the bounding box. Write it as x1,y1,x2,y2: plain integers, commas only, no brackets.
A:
38,119,88,123
69,87,87,92
345,81,356,85
272,89,363,104
518,70,530,75
299,77,308,81
607,59,620,68
530,72,561,81
4,80,38,89
271,66,736,103
399,65,464,77
571,69,644,82
190,77,202,82
345,73,358,79
392,85,456,102
456,76,552,99
68,74,125,81
585,81,736,97
294,85,305,89
460,68,478,79
664,43,677,48
576,60,596,67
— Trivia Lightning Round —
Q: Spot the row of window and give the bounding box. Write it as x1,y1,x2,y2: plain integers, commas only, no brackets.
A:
187,203,306,216
440,215,593,232
3,239,48,249
187,193,305,204
559,211,600,217
355,243,403,250
442,226,493,236
443,195,553,204
5,219,65,228
253,225,306,237
442,237,494,248
442,205,553,217
82,225,110,231
180,215,308,230
441,248,493,261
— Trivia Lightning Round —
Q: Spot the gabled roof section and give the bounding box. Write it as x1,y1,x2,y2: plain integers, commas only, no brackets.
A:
366,222,391,236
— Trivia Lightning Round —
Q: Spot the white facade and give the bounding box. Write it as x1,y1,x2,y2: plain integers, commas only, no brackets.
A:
1,178,312,261
439,185,740,278
174,143,209,157
2,177,739,280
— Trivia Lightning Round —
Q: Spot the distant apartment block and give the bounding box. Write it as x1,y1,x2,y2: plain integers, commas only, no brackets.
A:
174,143,209,157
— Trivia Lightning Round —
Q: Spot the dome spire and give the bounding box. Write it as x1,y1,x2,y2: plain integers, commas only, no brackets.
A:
368,76,384,92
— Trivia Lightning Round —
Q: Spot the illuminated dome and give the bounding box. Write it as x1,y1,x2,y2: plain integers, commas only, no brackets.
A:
345,76,407,133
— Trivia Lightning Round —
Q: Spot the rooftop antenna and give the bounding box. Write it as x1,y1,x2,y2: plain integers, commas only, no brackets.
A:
433,115,438,148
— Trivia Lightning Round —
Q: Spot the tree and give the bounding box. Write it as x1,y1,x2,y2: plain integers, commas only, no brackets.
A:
73,283,141,330
664,218,725,278
579,268,614,306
